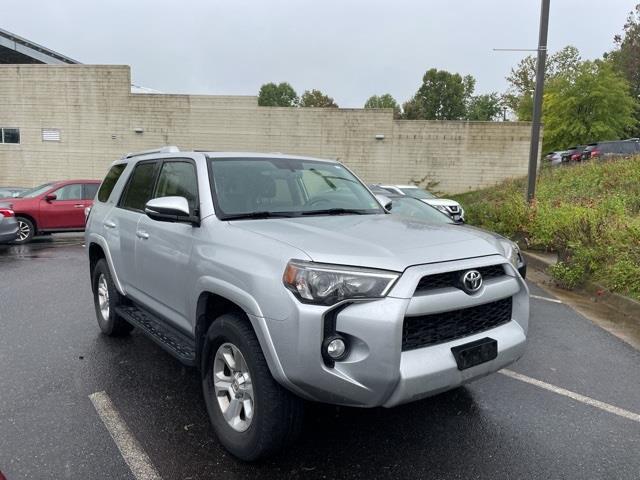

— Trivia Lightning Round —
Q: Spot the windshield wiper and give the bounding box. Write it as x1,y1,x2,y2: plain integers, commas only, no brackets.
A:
301,208,370,216
223,211,298,220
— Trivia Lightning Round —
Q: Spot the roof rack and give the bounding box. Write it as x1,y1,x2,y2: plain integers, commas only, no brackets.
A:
122,146,180,159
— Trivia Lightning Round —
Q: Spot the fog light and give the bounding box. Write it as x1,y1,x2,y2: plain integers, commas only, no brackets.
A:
326,337,347,360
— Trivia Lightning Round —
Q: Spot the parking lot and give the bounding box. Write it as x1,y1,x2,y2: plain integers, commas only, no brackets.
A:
0,235,639,480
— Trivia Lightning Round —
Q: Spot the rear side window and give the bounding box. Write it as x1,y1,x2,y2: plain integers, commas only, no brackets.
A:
84,183,99,200
98,164,126,202
153,161,198,212
120,162,158,211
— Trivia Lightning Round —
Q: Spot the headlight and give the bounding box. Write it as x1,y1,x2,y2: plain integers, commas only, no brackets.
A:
500,239,521,268
283,260,400,306
435,205,449,213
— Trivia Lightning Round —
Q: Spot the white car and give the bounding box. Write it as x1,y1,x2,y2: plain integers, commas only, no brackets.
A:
378,185,465,221
544,151,566,167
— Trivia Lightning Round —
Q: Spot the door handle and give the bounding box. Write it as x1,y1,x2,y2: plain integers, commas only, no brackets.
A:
104,221,116,229
136,230,150,240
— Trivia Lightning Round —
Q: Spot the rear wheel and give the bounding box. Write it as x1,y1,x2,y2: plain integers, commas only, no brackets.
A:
202,312,304,461
14,217,34,244
92,259,133,336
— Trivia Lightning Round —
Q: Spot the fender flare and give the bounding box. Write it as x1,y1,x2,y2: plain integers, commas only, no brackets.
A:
86,233,126,295
192,277,307,397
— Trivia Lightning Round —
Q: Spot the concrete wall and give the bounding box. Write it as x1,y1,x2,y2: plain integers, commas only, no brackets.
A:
0,64,534,193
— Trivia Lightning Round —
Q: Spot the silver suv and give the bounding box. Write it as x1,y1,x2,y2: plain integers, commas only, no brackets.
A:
86,147,529,460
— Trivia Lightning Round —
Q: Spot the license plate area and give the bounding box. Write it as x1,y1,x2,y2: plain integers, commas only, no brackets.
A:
451,337,497,370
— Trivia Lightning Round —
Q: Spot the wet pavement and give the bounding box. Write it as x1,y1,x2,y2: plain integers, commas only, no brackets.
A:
0,236,639,479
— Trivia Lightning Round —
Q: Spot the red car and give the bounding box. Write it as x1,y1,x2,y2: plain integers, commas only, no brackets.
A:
0,179,100,243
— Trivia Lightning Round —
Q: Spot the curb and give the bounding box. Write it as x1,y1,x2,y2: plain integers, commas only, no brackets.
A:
522,251,640,322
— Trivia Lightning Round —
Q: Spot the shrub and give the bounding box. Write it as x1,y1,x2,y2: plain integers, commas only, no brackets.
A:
450,157,640,300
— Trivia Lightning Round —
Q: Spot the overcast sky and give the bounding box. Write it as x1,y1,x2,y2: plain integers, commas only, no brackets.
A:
1,0,635,107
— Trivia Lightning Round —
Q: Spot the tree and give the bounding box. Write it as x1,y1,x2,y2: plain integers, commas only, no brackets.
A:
466,93,503,121
364,94,401,118
505,46,581,120
542,60,636,152
402,68,475,120
258,82,298,107
299,89,338,108
606,4,640,134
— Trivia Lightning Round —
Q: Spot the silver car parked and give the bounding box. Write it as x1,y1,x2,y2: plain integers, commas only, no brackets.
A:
86,147,529,460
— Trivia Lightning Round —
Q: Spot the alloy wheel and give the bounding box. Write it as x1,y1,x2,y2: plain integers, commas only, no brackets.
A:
97,274,110,320
213,342,254,432
17,220,31,242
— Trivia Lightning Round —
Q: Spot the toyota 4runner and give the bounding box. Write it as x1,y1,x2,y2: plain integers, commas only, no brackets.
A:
86,146,529,460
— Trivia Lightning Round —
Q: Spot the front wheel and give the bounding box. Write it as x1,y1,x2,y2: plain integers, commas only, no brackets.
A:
14,217,34,244
202,312,304,461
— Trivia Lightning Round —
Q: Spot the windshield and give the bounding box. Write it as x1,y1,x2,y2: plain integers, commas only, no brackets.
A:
391,197,453,224
17,183,54,198
399,187,436,199
210,158,383,219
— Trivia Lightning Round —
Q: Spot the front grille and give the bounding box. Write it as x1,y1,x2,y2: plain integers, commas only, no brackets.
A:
402,297,512,351
415,264,505,293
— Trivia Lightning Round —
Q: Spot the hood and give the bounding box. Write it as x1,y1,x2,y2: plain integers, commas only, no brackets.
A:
0,197,31,210
422,198,460,207
230,214,506,272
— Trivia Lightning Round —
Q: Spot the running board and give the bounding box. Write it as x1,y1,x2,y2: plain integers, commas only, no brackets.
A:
115,305,196,366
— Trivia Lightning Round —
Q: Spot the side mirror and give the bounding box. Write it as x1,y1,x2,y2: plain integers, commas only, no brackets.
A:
144,196,199,226
45,193,57,202
375,194,393,211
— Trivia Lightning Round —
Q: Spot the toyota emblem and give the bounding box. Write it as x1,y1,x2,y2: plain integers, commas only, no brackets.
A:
461,270,483,293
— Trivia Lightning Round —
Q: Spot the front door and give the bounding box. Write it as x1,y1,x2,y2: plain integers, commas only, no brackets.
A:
134,159,198,333
39,183,85,229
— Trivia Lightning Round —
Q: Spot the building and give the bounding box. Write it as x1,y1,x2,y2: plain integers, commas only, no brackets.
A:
0,28,534,193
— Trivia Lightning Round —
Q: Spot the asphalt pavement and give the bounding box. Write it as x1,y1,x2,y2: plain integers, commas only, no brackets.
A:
0,235,638,480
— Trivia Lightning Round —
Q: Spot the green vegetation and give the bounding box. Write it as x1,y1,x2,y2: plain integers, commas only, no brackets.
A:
257,82,299,107
402,68,475,120
299,89,338,108
451,158,640,300
364,94,401,118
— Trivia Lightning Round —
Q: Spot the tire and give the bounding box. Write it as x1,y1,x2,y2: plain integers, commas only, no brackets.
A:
92,259,133,336
202,312,304,461
14,217,34,244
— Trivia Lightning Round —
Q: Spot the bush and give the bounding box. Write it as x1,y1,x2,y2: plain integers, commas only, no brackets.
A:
451,157,640,300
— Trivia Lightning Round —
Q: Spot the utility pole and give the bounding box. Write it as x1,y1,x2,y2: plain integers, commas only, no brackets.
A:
526,0,551,202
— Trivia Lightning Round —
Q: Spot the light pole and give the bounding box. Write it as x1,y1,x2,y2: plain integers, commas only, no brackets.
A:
494,0,551,202
526,0,551,203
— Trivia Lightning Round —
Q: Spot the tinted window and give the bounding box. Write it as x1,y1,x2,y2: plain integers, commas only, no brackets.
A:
154,161,198,212
84,183,99,200
53,184,83,201
120,162,158,211
98,164,126,202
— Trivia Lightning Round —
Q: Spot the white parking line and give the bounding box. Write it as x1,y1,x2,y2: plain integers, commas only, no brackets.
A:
500,369,640,423
530,294,563,304
89,391,162,480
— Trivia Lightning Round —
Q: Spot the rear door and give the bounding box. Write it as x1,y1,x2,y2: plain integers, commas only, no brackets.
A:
39,183,85,229
133,159,198,332
113,160,160,294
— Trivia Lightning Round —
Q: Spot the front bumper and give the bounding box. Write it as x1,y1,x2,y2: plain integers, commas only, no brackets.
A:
259,255,529,407
0,217,19,243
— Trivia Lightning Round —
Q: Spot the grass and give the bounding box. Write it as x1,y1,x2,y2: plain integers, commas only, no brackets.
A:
451,157,640,301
